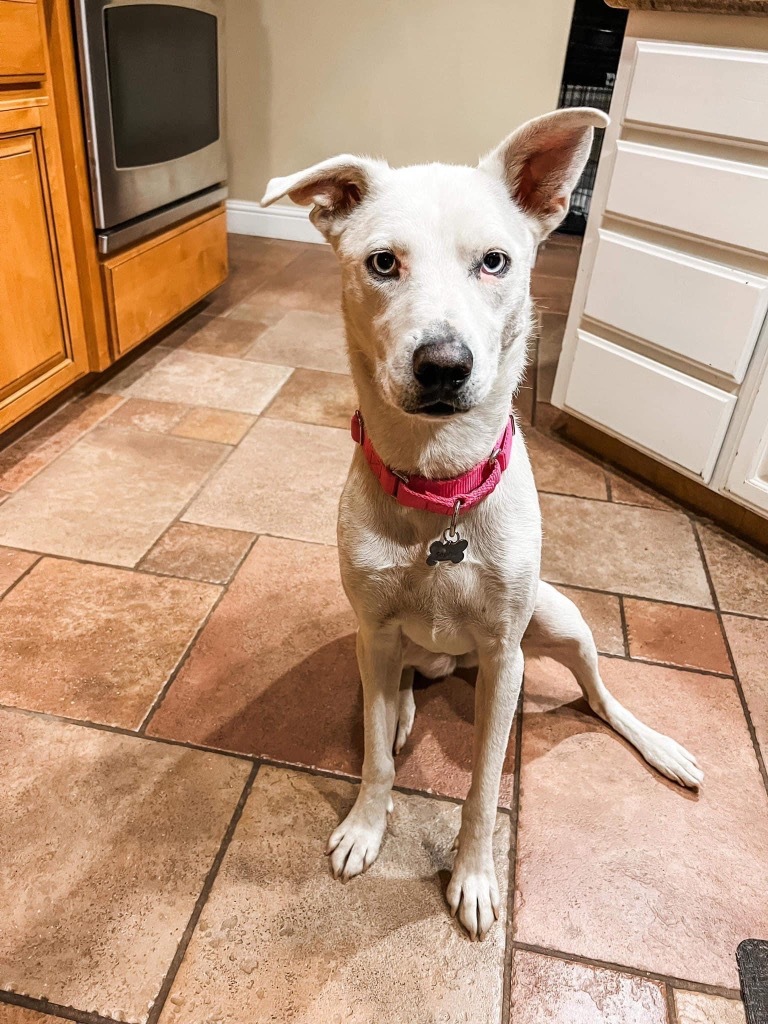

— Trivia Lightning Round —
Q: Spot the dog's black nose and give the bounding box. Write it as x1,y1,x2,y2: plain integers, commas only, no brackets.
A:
412,341,473,392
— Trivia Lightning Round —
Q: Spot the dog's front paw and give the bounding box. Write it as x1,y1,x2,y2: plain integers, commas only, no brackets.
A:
326,799,391,881
446,853,501,941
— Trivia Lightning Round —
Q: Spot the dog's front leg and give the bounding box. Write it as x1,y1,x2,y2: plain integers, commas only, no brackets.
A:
448,642,523,940
327,622,402,881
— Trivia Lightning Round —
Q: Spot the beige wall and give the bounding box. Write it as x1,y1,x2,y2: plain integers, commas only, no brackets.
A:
225,0,575,204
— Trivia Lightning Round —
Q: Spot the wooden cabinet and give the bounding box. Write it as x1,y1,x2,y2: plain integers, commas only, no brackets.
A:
0,0,45,82
0,91,90,432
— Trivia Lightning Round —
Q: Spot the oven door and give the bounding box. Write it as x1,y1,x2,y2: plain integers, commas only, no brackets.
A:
75,0,227,230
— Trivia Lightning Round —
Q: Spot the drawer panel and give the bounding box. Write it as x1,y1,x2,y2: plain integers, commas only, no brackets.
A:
626,41,768,145
0,0,45,80
585,231,768,383
563,332,736,481
606,141,768,255
102,207,228,356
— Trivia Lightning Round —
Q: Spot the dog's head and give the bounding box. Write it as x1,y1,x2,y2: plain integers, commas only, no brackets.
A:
262,108,607,421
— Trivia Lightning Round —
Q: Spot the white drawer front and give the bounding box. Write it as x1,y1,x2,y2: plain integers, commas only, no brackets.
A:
584,231,768,383
563,332,736,481
606,141,768,254
626,41,768,145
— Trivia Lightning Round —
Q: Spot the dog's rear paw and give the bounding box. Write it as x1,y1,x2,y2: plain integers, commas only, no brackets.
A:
637,729,704,790
446,855,500,941
394,688,416,754
326,804,389,881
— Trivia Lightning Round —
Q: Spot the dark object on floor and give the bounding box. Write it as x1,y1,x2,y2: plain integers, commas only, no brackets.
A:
737,939,768,1024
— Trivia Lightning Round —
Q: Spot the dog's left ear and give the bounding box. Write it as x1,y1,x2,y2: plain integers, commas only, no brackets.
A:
479,107,609,239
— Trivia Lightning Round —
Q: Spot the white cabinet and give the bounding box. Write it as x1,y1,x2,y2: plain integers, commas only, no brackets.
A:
725,373,768,514
553,33,768,517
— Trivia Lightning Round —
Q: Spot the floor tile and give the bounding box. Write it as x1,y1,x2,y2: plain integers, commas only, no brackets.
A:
399,671,517,807
0,393,123,491
147,537,360,765
540,494,713,607
674,990,746,1023
199,268,263,317
175,315,269,358
699,525,768,618
0,558,219,727
119,350,292,416
531,272,575,314
608,473,671,510
227,249,342,325
107,398,188,433
0,426,224,566
157,766,510,1024
1,711,249,1023
526,428,607,500
244,310,349,374
263,367,357,429
0,1009,69,1023
170,407,255,445
98,343,174,394
534,311,568,405
227,233,305,274
555,585,625,656
0,547,37,598
625,599,731,673
534,237,582,278
722,614,768,768
515,657,768,988
139,522,253,584
509,950,668,1024
183,418,350,545
149,537,504,802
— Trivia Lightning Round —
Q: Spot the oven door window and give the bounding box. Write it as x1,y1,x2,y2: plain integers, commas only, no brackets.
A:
104,5,219,168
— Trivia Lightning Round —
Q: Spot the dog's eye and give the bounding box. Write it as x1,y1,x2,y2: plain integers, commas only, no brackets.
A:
481,251,509,276
368,250,399,278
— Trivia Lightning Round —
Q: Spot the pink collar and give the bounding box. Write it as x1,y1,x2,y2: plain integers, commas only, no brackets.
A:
351,411,515,517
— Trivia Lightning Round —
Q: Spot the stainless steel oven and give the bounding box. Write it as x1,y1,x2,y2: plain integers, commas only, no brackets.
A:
74,0,227,253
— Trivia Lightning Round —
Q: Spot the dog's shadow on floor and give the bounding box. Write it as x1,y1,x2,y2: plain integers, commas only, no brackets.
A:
200,633,692,800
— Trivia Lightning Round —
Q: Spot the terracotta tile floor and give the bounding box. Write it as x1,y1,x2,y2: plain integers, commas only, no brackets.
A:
0,234,763,1024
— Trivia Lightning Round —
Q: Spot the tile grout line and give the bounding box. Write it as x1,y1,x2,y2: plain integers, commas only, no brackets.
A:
666,984,680,1024
137,534,263,732
145,761,260,1024
500,685,525,1024
511,941,744,1001
618,595,631,659
0,552,43,601
0,393,128,494
0,700,519,815
691,521,768,799
0,990,122,1024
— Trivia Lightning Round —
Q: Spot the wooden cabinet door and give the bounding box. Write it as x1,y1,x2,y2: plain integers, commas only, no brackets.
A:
0,106,88,431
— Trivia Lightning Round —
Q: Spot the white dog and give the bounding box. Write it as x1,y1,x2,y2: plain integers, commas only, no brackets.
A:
261,108,703,941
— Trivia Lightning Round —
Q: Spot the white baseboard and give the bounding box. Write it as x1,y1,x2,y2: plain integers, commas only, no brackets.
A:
226,200,326,245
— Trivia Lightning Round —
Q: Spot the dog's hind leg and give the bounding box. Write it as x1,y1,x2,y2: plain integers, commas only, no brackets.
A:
395,641,459,754
395,667,416,754
523,581,703,789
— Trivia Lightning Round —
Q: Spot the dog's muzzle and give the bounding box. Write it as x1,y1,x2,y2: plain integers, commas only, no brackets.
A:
411,339,473,416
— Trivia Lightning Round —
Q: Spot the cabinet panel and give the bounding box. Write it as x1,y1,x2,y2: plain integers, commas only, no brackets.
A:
725,372,768,515
585,231,768,383
0,104,89,433
102,206,227,356
0,130,72,402
626,41,768,145
563,332,736,481
0,0,45,81
606,141,768,255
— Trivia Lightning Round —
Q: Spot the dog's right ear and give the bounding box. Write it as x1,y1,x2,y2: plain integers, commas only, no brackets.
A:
260,155,385,238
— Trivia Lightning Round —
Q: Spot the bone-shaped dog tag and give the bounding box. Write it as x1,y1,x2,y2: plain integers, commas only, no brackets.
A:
426,531,468,566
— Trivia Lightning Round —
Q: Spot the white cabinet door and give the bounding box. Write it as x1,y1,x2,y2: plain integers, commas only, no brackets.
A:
725,372,768,514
